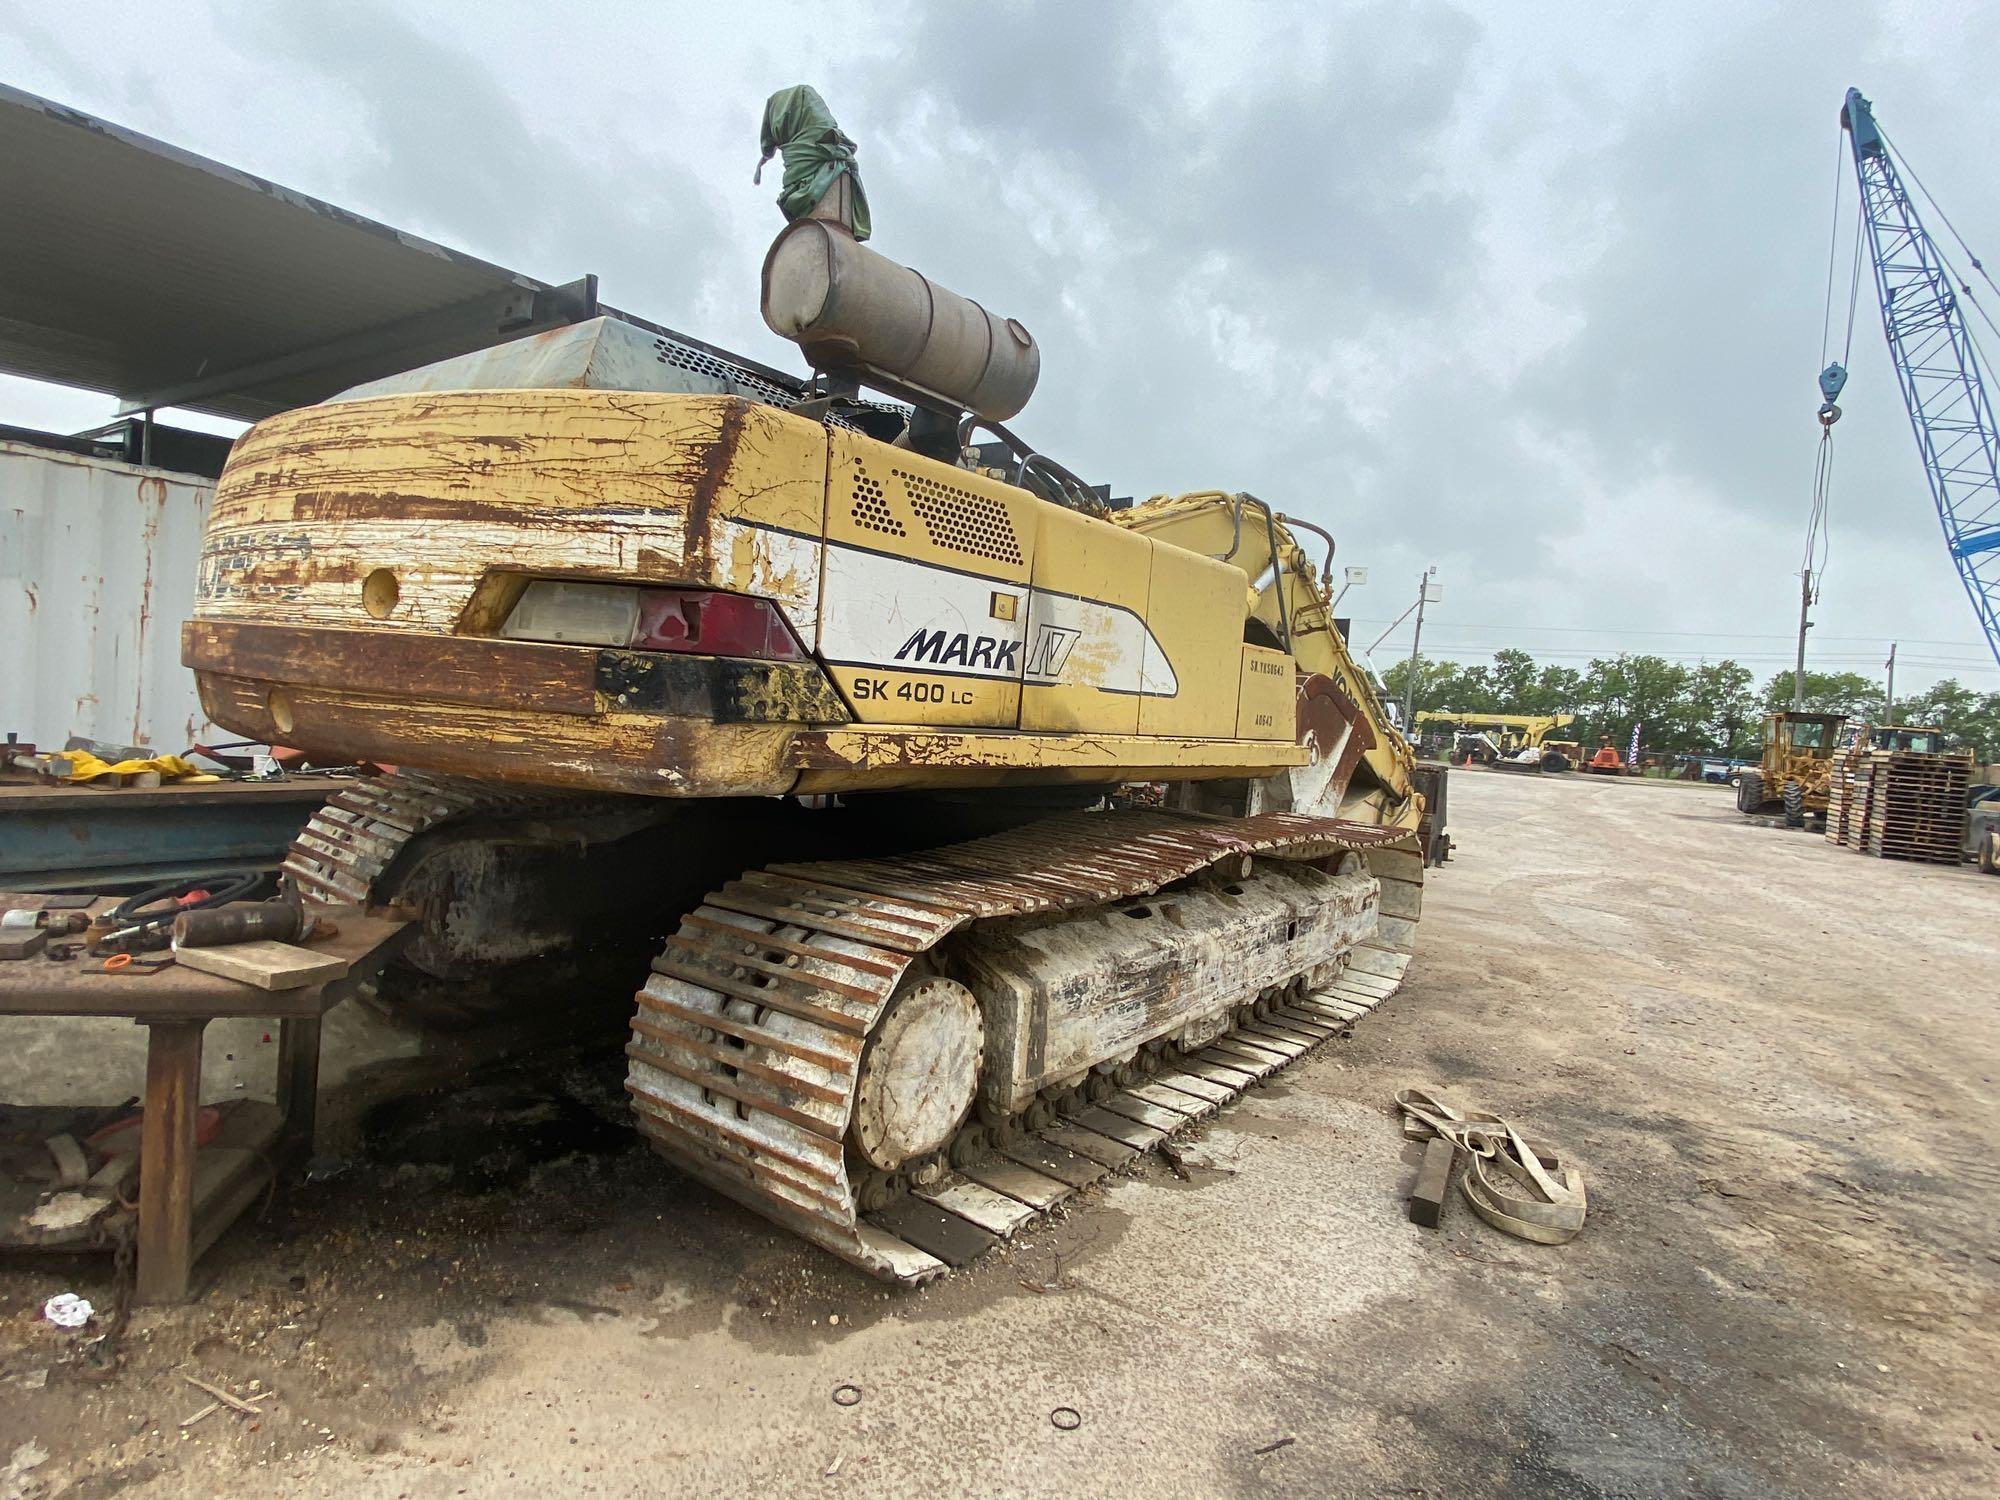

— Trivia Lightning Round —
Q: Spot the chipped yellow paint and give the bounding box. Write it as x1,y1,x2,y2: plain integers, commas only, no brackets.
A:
196,392,827,631
1235,646,1294,741
1138,543,1246,739
791,725,1308,794
188,390,1415,814
1019,505,1145,735
1113,491,1420,806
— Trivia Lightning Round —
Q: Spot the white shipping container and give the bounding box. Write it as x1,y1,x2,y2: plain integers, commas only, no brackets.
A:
0,439,219,752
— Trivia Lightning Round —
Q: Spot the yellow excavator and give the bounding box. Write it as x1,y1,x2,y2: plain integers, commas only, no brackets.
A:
179,95,1439,1281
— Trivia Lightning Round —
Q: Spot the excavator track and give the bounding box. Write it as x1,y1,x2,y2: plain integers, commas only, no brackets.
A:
281,770,617,907
626,806,1425,1283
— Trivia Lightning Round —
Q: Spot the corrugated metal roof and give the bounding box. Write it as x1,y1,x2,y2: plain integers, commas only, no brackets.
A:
0,83,597,420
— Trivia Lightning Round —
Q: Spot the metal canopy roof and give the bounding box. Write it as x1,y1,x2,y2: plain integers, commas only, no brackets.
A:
0,83,597,421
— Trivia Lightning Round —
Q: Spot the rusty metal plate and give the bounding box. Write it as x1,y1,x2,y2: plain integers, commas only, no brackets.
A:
1000,1137,1109,1188
1150,1070,1236,1106
1124,1081,1215,1119
910,1177,1037,1237
1095,1093,1197,1131
1073,1105,1168,1150
865,1197,998,1267
960,1157,1072,1210
1041,1123,1140,1169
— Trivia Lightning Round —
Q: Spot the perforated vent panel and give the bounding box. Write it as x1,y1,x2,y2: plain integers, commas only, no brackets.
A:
652,337,796,405
895,468,1024,564
851,472,906,536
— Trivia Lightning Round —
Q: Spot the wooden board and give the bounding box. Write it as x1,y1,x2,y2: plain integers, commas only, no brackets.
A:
171,940,349,991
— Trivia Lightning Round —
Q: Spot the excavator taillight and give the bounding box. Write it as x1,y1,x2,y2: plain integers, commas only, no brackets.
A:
498,580,805,661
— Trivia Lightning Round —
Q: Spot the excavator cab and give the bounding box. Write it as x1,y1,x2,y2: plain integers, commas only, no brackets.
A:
1864,725,1944,753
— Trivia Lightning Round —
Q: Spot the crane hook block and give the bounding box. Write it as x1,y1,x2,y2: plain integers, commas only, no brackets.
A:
1819,362,1848,406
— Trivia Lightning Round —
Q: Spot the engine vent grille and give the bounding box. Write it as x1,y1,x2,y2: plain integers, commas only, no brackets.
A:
895,469,1024,564
850,472,906,537
652,337,796,405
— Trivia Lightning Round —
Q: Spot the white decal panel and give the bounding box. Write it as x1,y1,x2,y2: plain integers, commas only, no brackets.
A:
818,544,1027,679
815,541,1177,697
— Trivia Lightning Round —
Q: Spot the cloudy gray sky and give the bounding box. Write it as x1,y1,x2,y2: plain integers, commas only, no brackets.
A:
4,0,1998,693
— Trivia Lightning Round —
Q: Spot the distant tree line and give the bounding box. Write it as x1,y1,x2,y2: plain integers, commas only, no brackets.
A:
1376,648,2000,761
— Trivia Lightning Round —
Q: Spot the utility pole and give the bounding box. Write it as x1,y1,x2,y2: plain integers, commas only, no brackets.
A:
1884,641,1897,723
1791,567,1813,711
1401,566,1438,730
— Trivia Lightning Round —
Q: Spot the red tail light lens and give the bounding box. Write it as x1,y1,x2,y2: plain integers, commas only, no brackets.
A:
499,581,806,661
631,589,804,661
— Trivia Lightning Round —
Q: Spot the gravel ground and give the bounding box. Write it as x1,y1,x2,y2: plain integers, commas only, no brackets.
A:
1,769,1995,1498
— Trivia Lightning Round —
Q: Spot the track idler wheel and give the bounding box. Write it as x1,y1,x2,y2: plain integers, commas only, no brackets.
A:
851,977,984,1174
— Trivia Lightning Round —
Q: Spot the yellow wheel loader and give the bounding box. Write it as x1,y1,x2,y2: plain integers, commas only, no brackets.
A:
179,108,1439,1281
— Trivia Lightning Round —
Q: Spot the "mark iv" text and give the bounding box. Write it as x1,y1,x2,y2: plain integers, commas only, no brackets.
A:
895,630,1023,673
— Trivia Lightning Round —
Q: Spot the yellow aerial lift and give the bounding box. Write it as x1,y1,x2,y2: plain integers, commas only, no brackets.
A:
1415,712,1577,770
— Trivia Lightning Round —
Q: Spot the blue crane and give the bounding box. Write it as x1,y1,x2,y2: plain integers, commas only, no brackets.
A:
1818,89,2000,668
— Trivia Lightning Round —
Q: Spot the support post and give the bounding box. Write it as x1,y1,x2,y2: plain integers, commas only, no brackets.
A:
1402,567,1436,731
1792,568,1813,711
1884,641,1897,722
275,1015,324,1159
135,1019,206,1303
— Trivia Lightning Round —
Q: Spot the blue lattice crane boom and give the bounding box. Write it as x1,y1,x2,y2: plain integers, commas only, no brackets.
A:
1824,89,2000,667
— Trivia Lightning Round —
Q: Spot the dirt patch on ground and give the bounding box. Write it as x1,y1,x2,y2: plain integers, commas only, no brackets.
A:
1,772,1996,1497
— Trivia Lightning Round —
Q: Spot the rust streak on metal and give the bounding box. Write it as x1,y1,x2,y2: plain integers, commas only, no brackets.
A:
684,398,749,578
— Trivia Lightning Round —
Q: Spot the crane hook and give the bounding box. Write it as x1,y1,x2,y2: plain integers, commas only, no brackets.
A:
1817,361,1848,428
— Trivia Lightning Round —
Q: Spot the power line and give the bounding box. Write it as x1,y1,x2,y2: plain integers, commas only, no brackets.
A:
1344,618,1989,649
1402,637,1991,663
1409,645,1995,669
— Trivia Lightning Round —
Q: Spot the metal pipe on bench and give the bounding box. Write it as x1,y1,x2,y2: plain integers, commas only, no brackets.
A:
171,903,304,948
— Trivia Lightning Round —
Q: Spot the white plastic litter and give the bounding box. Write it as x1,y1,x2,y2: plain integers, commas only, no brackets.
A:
41,1293,93,1328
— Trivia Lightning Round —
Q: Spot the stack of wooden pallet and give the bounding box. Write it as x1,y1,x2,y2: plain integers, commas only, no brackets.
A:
1824,745,1867,849
1836,750,1972,864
